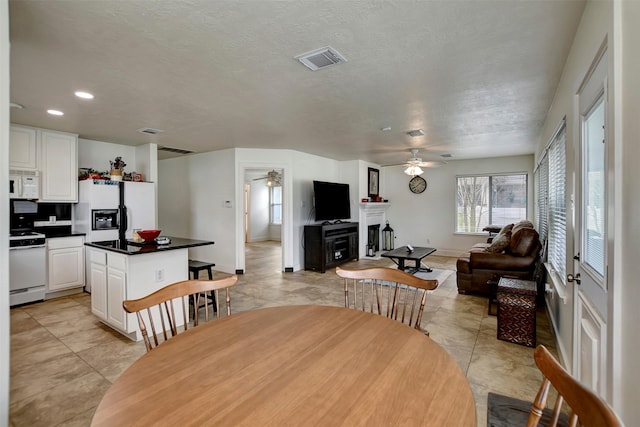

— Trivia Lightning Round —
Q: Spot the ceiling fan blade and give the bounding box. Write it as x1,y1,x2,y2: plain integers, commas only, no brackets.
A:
418,160,447,167
252,176,267,181
380,162,407,167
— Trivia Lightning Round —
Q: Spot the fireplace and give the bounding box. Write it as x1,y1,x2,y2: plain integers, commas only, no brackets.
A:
368,224,380,254
358,202,390,258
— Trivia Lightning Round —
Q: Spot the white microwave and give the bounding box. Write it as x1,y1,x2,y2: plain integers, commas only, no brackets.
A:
9,172,40,199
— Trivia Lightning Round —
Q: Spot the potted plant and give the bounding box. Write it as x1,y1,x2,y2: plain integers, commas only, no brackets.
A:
110,157,127,181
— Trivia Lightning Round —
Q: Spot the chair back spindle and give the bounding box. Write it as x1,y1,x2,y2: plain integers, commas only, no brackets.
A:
336,267,438,334
123,277,238,352
526,345,623,427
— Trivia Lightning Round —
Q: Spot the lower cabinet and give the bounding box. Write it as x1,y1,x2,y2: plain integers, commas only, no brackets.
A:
107,267,127,331
47,236,85,292
89,249,129,333
87,247,189,341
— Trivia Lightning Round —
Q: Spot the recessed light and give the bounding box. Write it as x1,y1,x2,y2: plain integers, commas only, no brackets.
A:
75,91,94,99
47,109,64,116
381,127,392,132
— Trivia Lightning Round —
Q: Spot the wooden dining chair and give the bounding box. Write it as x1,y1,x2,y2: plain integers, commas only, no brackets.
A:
123,276,238,352
526,345,623,427
335,266,438,335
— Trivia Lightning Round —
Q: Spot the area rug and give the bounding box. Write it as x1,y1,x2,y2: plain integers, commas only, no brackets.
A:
413,268,454,284
487,392,570,427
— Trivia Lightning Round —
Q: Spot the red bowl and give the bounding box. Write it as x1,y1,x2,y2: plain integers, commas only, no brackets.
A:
137,229,161,241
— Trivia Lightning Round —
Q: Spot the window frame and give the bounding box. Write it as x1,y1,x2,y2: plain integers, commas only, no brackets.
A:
269,185,282,225
454,172,529,234
535,120,567,289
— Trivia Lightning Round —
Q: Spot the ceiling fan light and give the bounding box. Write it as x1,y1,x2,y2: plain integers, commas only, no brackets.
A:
404,165,424,176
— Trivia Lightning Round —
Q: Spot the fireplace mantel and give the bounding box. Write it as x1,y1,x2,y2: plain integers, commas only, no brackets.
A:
358,203,390,258
359,202,390,212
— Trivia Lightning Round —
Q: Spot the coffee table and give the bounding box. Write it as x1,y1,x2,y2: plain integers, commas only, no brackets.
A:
381,246,437,274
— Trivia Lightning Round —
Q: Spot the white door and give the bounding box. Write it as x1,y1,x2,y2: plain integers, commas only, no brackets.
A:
573,49,609,396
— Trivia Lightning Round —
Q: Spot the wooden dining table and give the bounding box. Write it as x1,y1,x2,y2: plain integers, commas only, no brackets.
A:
91,305,477,426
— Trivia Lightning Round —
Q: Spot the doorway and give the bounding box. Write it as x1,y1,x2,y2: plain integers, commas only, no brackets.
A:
244,168,283,273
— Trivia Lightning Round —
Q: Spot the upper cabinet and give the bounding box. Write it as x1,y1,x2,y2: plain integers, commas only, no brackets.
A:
39,129,78,202
9,125,38,170
10,124,78,203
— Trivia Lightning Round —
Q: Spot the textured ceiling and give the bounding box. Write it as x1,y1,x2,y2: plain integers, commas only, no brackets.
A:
8,0,585,164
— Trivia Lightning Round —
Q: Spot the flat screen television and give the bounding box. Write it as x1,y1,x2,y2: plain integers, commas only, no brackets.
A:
313,180,351,222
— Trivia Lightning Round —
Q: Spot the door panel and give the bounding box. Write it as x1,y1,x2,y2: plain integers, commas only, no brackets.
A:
574,48,609,396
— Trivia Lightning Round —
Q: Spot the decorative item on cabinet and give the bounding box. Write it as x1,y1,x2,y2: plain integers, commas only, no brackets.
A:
109,156,126,181
382,220,394,251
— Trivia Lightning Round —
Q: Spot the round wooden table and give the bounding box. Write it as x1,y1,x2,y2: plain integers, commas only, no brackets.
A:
91,305,476,426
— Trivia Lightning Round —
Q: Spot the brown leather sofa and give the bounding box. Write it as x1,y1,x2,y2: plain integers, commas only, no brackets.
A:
456,221,542,295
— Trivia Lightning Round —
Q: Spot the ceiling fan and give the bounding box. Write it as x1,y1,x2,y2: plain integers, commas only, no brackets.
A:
252,170,282,186
382,149,446,176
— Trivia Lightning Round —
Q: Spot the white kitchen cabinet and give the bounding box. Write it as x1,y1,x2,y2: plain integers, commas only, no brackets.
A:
88,246,188,341
107,266,127,331
10,125,38,170
47,236,85,292
89,249,129,331
90,261,108,320
39,129,78,202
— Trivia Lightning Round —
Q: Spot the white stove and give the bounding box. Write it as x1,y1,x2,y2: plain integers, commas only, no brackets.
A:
9,231,46,306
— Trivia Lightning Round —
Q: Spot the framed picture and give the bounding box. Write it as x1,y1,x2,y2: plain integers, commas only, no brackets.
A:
368,167,379,197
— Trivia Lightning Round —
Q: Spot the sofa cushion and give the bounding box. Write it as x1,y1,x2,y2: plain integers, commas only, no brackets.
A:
510,227,540,256
486,230,511,253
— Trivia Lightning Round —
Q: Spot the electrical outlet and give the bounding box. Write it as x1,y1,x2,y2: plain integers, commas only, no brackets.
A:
155,269,164,282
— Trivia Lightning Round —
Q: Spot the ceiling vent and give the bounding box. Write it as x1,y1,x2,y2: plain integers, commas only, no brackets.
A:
441,153,453,158
295,46,347,71
406,129,425,137
137,127,164,135
158,146,193,155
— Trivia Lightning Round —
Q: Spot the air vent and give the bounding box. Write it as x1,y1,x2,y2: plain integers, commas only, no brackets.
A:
406,129,425,137
295,46,347,71
137,127,164,135
441,153,453,158
158,146,193,155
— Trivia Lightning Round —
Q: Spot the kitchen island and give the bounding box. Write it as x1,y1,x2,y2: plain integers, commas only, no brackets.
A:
85,237,214,341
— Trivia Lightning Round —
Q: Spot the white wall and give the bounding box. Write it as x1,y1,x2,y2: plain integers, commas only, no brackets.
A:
1,0,10,423
158,149,236,274
619,1,640,423
247,175,270,242
533,0,611,393
383,155,534,257
78,138,137,173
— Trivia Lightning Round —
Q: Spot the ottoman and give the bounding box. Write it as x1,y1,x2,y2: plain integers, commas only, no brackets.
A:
497,277,537,347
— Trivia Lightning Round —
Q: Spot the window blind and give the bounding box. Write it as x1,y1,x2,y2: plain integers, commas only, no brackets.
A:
535,154,549,248
547,124,566,279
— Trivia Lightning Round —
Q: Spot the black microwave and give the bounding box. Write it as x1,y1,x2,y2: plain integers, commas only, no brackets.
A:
92,209,119,230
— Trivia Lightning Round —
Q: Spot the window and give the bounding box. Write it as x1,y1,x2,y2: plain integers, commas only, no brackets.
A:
535,121,566,281
455,173,528,233
270,186,282,225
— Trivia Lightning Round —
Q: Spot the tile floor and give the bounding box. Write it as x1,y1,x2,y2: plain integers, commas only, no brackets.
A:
9,241,557,426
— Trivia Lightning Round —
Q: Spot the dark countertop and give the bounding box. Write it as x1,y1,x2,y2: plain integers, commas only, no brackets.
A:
47,232,87,238
85,236,214,255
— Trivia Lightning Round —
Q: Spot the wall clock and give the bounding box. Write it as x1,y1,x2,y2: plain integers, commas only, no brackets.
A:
409,175,427,194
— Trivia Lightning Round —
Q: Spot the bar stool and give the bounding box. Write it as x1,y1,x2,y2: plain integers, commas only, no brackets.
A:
188,260,217,313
